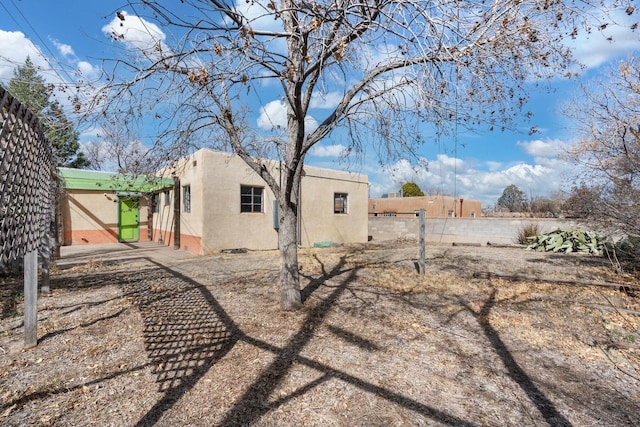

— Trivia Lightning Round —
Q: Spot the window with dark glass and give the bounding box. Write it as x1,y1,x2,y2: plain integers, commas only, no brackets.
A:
334,193,348,214
152,193,159,213
164,190,171,206
241,186,263,213
183,185,191,213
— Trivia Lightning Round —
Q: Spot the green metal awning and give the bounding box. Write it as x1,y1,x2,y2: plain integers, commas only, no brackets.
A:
58,168,173,193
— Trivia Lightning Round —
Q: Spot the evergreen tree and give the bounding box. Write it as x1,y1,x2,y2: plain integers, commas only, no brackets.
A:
8,57,89,168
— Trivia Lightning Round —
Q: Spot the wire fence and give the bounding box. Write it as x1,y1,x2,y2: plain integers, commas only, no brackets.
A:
0,85,56,266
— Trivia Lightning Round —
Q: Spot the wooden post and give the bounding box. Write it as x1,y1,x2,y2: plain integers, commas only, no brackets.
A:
24,249,38,348
40,245,50,294
418,209,426,275
40,219,56,294
173,177,180,250
56,195,63,257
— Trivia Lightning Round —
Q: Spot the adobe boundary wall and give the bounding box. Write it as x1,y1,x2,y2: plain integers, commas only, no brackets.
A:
368,217,579,245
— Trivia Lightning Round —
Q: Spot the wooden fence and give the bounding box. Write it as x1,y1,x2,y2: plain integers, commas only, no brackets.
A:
0,85,57,348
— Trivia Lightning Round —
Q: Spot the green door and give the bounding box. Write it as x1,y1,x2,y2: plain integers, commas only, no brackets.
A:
118,198,139,242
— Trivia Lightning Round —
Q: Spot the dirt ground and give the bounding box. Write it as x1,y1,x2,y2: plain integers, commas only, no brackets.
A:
1,241,639,426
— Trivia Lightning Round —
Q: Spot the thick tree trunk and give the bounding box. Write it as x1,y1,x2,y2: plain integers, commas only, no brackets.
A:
278,202,302,310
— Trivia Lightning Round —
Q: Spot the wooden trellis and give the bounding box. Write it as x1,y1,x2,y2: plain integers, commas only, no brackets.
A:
0,85,56,348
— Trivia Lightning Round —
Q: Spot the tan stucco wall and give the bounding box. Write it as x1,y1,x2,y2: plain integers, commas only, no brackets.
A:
152,149,369,254
200,150,279,252
152,150,279,253
61,190,149,245
368,196,482,218
369,217,579,244
300,166,369,247
151,151,206,253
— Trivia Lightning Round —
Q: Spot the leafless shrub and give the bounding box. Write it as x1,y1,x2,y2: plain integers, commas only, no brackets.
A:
515,222,541,245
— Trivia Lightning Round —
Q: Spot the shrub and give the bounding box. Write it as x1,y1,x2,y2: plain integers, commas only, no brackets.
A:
516,222,541,245
602,235,640,275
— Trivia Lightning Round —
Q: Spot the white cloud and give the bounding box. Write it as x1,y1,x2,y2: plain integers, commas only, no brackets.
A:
77,61,100,79
368,153,571,208
257,100,287,130
566,8,640,69
52,40,74,57
102,11,169,55
0,30,101,109
230,0,284,34
486,161,503,172
257,99,318,133
363,43,403,69
436,153,463,169
305,116,319,132
79,126,105,141
0,30,49,83
310,91,343,109
517,139,567,157
310,144,347,157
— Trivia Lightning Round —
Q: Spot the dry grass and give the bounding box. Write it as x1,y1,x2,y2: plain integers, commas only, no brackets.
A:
1,241,639,426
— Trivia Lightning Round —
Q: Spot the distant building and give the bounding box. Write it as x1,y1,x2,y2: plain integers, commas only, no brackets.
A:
381,192,402,198
368,195,482,218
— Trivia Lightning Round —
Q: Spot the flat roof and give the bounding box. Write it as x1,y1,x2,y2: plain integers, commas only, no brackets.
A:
58,168,173,192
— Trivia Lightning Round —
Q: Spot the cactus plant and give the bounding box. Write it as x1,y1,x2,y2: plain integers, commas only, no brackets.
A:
527,228,603,255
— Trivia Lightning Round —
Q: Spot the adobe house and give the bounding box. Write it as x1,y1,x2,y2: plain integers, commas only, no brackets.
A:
151,149,369,254
58,168,172,245
59,149,369,254
368,195,482,218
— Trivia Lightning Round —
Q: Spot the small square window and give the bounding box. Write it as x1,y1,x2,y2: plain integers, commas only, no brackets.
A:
164,190,171,206
334,193,348,214
241,186,263,213
183,185,191,213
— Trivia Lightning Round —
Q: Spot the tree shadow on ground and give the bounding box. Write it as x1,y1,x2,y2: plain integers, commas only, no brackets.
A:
218,253,479,427
124,260,241,427
464,288,573,427
0,275,22,320
1,261,241,426
15,249,486,426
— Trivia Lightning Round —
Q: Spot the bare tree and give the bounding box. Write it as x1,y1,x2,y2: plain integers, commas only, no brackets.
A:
83,124,151,174
497,184,528,212
89,0,634,310
529,196,560,218
564,54,640,236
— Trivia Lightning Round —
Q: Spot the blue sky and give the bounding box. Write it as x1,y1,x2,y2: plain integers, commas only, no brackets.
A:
1,1,639,208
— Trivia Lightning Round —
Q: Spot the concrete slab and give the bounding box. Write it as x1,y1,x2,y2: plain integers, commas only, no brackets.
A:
56,242,196,270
